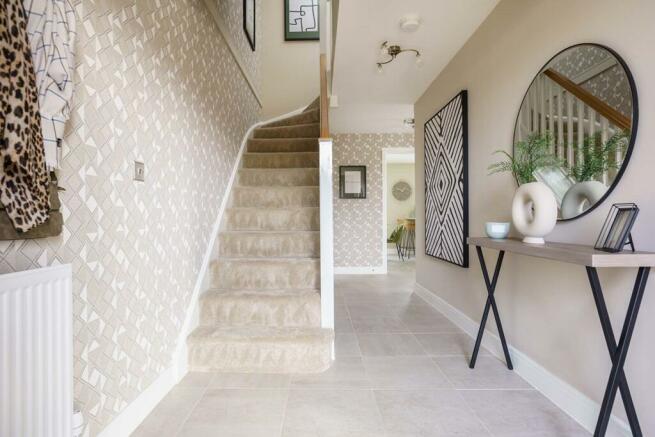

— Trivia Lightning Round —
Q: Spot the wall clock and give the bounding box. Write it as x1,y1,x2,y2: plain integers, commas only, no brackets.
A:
392,181,412,201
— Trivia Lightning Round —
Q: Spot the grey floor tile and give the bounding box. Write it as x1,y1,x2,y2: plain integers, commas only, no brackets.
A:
433,355,531,389
175,372,215,388
335,309,354,333
282,389,385,437
335,333,362,357
177,389,287,437
374,389,490,436
131,387,205,437
290,356,370,388
210,372,290,389
461,389,589,436
414,332,477,356
357,333,425,357
363,356,451,389
351,314,410,333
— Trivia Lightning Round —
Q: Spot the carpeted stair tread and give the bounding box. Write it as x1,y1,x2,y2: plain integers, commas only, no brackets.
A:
187,326,333,373
243,152,319,169
238,168,319,187
232,186,319,208
263,109,319,128
211,258,320,290
223,207,319,231
219,231,319,258
199,289,320,327
253,123,320,139
247,138,318,153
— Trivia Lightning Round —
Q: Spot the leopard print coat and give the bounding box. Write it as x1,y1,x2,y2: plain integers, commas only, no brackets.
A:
1,0,50,233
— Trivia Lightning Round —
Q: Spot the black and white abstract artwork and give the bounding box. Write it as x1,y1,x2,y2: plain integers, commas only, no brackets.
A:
285,0,319,41
424,91,469,267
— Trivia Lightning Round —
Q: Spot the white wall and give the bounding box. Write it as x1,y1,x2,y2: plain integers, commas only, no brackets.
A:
386,163,415,238
415,0,655,433
261,0,319,118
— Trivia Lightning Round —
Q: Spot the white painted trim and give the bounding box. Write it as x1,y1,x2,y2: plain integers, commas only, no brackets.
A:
382,147,415,273
97,366,177,437
335,266,387,275
319,138,335,333
414,282,630,437
96,106,311,437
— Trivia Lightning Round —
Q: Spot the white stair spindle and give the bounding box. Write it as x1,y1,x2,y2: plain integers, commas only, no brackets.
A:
566,92,574,165
601,118,609,184
540,76,546,134
577,99,585,167
556,87,563,158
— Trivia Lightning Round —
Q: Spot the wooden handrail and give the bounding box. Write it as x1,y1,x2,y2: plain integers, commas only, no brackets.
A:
543,68,631,131
319,53,329,138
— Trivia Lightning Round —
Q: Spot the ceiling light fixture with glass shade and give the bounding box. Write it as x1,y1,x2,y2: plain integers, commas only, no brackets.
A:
376,41,422,74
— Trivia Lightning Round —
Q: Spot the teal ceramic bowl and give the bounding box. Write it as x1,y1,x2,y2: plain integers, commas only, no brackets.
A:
485,222,510,239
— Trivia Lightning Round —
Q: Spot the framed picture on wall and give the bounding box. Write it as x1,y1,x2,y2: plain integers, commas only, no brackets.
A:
339,166,366,199
243,0,255,51
424,90,469,268
285,0,319,41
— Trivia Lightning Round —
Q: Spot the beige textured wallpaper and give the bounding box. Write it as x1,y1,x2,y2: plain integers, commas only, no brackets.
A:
415,0,655,433
333,133,413,269
0,0,260,435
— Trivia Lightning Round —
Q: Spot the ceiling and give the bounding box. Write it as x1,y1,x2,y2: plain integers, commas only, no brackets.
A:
331,0,499,109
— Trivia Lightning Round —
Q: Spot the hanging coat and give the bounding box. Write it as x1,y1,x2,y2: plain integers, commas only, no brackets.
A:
0,0,51,233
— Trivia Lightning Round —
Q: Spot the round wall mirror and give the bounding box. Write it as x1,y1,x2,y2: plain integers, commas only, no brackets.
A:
512,43,638,221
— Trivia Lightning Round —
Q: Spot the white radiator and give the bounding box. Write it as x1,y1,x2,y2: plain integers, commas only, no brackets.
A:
0,265,73,437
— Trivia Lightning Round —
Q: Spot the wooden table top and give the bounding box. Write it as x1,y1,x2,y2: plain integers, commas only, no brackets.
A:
468,237,655,268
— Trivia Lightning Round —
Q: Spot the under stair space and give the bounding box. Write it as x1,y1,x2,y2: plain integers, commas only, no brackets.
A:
187,103,332,374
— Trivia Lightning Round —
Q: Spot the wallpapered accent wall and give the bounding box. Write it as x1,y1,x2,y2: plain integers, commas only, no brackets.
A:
0,0,260,435
333,133,414,268
216,0,262,92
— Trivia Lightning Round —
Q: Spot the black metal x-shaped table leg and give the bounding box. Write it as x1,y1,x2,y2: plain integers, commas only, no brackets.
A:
587,266,649,437
470,246,513,370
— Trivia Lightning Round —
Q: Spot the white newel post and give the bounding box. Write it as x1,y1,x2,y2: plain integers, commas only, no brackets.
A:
319,138,334,332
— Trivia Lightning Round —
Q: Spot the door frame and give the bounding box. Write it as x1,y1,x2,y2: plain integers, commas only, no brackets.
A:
381,147,415,272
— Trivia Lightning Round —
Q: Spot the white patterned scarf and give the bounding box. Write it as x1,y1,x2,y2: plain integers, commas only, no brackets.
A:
23,0,76,169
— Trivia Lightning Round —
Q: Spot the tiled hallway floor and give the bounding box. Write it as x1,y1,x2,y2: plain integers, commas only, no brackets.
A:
133,261,589,436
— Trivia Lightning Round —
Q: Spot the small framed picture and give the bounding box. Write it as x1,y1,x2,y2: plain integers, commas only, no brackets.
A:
285,0,320,41
243,0,255,51
339,166,366,199
594,203,639,253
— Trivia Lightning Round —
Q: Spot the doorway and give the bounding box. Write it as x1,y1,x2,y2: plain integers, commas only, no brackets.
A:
382,148,416,272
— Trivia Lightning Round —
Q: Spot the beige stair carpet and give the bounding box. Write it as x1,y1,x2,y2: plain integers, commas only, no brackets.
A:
187,102,332,374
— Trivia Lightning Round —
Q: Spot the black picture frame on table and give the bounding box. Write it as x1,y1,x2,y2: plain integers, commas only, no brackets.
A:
243,0,256,51
339,166,366,199
424,90,469,268
595,203,639,253
285,0,320,41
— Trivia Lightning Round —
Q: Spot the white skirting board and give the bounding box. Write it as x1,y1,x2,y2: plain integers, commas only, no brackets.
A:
414,282,630,437
97,107,308,437
334,265,387,275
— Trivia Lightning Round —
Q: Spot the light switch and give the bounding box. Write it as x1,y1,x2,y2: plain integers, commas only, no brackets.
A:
134,161,145,182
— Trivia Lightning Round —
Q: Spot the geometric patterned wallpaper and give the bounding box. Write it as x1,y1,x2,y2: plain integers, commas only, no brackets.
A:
0,0,260,435
332,133,414,268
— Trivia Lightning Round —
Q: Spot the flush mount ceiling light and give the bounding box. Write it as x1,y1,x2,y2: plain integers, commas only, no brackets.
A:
377,41,422,73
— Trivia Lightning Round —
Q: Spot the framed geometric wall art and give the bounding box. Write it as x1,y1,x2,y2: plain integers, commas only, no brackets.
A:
243,0,256,51
285,0,319,41
424,90,469,267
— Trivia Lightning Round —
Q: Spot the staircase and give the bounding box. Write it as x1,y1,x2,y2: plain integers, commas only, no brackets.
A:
187,100,333,374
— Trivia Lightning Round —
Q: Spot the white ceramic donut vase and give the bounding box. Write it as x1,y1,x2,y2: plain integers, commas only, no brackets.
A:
511,182,558,245
560,181,606,219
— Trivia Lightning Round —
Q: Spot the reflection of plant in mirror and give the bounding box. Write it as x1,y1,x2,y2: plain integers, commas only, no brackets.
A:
488,132,562,186
568,131,629,182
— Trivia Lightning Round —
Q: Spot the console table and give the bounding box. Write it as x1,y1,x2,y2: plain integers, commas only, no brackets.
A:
467,237,655,437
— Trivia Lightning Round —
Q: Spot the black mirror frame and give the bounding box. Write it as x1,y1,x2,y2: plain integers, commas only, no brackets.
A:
512,43,639,222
